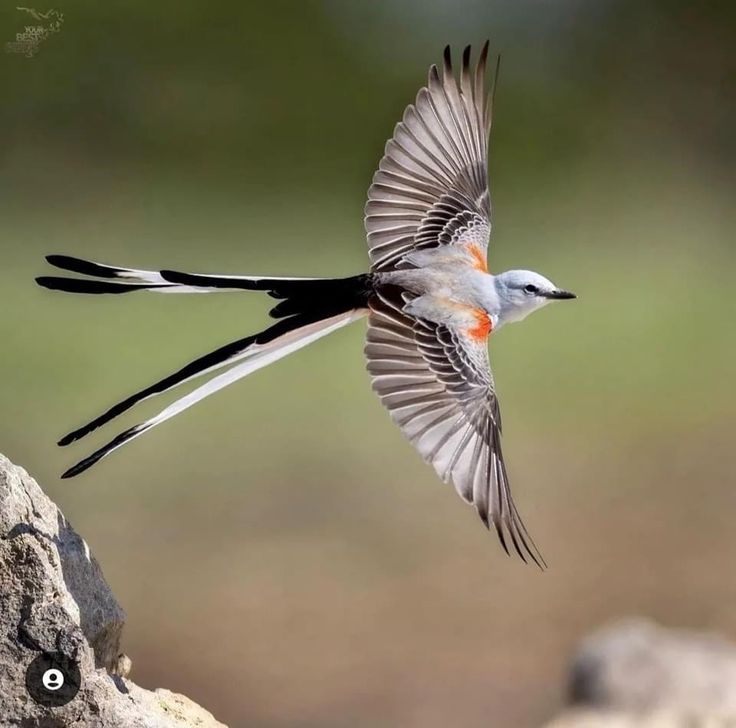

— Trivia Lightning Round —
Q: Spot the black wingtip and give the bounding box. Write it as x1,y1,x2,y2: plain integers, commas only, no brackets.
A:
515,528,547,571
478,40,490,75
462,45,471,71
492,517,512,558
529,549,547,571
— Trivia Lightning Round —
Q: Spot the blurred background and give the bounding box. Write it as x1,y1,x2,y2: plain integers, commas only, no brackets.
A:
1,1,734,726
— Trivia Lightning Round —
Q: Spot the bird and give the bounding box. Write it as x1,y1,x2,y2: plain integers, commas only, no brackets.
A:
36,43,575,567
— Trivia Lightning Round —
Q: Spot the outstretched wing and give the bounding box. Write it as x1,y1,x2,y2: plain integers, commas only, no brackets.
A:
365,288,544,567
365,43,495,272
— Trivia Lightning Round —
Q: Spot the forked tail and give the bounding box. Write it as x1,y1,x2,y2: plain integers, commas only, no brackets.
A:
36,255,372,477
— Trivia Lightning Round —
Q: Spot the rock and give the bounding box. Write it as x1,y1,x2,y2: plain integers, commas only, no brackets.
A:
544,618,736,727
569,618,736,714
0,453,227,727
544,708,713,727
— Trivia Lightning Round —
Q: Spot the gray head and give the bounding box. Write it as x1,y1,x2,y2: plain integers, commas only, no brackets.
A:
493,269,576,326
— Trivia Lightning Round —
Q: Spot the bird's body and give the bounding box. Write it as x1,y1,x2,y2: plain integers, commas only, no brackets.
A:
379,253,572,332
37,43,575,566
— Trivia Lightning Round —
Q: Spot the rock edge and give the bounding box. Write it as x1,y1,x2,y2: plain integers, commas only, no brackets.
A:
0,453,227,728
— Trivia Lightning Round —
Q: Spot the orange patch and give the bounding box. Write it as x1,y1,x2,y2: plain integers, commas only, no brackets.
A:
467,309,492,341
468,244,488,273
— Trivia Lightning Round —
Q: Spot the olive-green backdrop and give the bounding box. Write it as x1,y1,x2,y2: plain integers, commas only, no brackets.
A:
1,1,734,726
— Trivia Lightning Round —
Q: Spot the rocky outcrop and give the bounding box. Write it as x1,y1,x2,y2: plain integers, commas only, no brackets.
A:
0,453,226,727
6,450,734,728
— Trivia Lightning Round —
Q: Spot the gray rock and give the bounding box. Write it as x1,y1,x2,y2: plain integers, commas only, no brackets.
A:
544,618,736,726
544,708,715,727
0,453,227,728
569,618,736,715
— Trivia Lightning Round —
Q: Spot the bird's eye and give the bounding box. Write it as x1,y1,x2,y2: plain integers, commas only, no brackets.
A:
523,284,539,295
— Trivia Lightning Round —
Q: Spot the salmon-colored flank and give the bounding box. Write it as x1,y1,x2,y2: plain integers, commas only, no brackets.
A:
468,244,488,272
468,309,492,340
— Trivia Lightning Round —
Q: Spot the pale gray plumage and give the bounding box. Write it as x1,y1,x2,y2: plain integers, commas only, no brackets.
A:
363,44,547,566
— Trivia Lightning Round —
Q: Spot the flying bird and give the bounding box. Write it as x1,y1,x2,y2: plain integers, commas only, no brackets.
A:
37,43,575,567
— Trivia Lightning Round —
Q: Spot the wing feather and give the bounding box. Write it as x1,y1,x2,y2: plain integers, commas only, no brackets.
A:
366,289,545,567
365,44,494,272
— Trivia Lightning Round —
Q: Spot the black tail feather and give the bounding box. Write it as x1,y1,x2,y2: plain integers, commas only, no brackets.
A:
59,307,362,477
58,332,259,446
58,311,335,448
37,255,373,305
160,270,271,291
266,275,374,319
46,255,128,278
161,269,374,319
61,423,150,478
39,255,374,460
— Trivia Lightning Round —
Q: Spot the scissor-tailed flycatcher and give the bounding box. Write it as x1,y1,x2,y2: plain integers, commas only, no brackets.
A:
37,43,575,566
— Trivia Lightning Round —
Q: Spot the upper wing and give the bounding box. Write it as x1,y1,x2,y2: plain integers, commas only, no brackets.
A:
365,288,544,567
364,43,495,272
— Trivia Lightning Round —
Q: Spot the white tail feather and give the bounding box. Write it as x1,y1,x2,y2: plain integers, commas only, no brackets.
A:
63,310,366,476
146,311,364,429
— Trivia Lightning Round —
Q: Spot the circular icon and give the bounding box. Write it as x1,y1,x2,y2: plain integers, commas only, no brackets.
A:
25,652,81,707
42,668,65,691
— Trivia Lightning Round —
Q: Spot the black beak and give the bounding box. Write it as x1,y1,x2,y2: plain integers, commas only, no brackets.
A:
543,289,576,300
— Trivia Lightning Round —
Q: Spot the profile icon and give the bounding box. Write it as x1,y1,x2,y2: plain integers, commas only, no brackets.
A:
41,668,65,691
25,652,81,707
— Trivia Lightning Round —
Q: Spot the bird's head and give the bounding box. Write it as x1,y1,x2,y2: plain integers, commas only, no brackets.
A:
493,269,576,326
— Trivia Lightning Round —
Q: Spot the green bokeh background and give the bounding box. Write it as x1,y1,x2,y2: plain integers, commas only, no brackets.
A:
1,1,734,726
